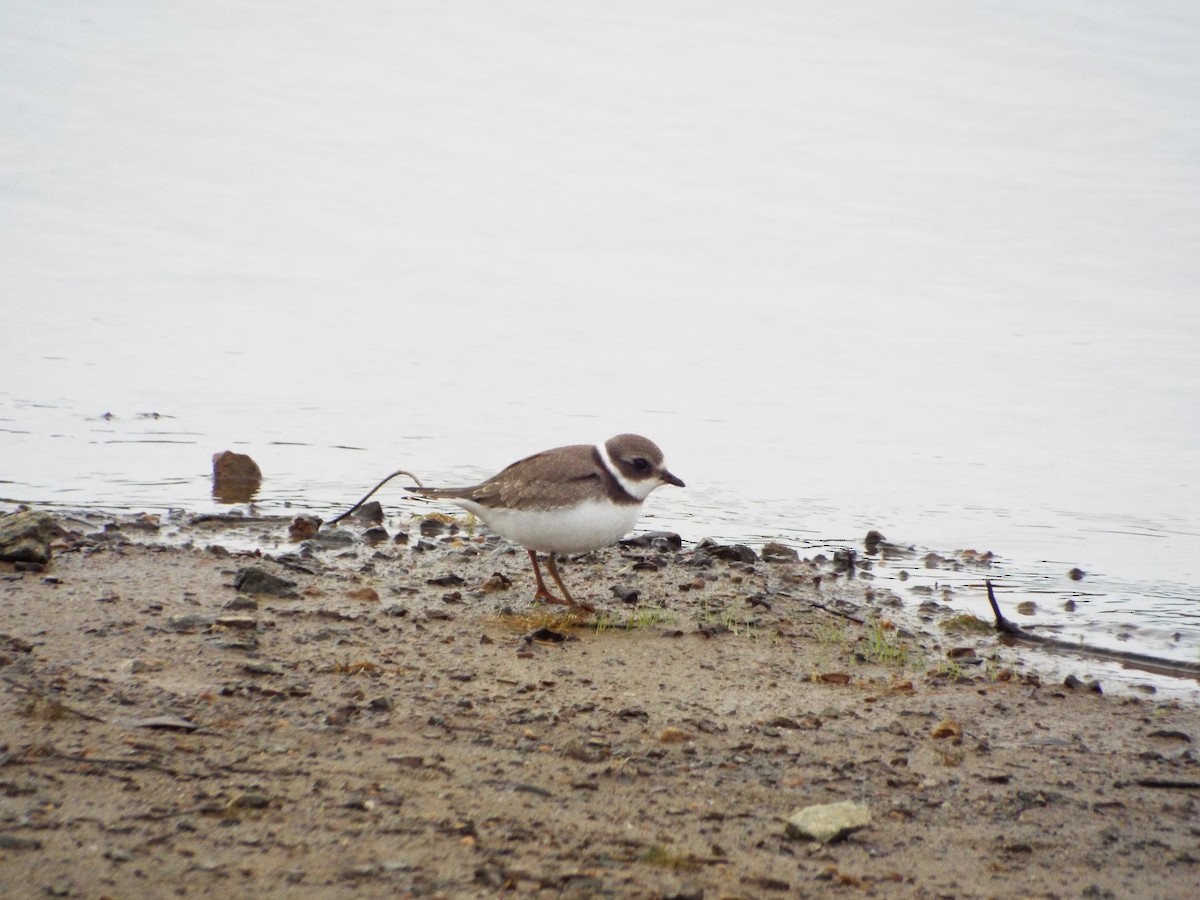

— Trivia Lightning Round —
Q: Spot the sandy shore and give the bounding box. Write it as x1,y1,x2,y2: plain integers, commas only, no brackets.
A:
1,509,1198,898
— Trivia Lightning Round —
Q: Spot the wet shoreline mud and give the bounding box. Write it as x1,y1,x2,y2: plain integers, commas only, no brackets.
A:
1,508,1198,898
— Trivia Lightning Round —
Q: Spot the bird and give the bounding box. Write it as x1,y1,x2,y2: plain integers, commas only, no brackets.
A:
407,433,684,610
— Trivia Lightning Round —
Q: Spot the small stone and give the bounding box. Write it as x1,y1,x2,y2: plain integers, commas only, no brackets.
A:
620,531,683,551
419,517,455,536
658,727,693,744
165,613,215,633
132,716,199,731
1016,600,1037,616
611,585,640,604
215,615,257,630
931,719,962,740
785,801,872,843
481,572,512,592
0,509,61,564
348,587,380,603
234,567,297,596
761,542,799,563
696,538,758,564
288,515,321,540
0,833,43,851
314,528,355,546
1068,567,1086,581
120,658,166,674
617,706,650,721
352,501,385,525
242,660,285,676
563,739,608,763
227,791,270,809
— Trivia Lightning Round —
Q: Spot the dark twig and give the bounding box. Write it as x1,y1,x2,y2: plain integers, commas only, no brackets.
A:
326,469,424,526
985,580,1200,680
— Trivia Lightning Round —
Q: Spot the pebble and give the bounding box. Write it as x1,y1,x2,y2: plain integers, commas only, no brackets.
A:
761,541,800,563
287,515,321,541
243,661,285,676
165,613,216,633
784,800,872,843
610,585,640,604
352,501,385,525
234,567,297,596
695,538,758,564
619,531,682,551
0,509,60,564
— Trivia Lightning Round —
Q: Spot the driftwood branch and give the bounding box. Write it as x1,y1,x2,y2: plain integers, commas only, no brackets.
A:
985,580,1200,681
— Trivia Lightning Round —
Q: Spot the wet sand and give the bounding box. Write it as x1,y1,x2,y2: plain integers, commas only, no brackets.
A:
1,510,1198,898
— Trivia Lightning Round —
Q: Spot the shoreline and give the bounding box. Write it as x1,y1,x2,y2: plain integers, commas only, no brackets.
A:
1,508,1198,897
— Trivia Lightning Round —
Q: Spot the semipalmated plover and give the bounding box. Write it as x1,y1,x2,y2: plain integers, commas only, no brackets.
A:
408,434,684,610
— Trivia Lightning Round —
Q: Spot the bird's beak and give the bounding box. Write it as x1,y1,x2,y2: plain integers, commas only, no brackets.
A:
662,470,685,488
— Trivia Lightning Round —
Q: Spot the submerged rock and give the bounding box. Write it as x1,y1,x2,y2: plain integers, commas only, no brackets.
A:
212,450,262,503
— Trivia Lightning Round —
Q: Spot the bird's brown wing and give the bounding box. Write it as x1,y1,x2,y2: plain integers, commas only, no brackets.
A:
411,444,603,511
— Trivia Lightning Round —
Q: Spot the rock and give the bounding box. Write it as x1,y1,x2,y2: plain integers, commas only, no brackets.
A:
119,658,166,674
863,529,885,554
1064,674,1102,694
288,515,321,540
658,727,693,744
0,509,61,564
931,719,963,740
211,450,262,503
1068,567,1086,581
611,585,640,604
419,517,459,536
165,613,216,632
313,528,355,546
761,542,799,563
481,572,513,592
695,538,758,564
0,834,43,851
233,567,297,596
620,531,683,551
352,501,385,525
785,801,872,843
243,660,285,675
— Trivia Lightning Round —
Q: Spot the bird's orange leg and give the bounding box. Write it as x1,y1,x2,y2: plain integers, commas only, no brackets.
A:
546,553,595,613
528,549,569,606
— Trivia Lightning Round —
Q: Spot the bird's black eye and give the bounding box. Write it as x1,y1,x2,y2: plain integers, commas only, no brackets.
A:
631,457,650,472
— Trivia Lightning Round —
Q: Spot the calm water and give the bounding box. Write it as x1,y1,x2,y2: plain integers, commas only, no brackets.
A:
3,3,1199,689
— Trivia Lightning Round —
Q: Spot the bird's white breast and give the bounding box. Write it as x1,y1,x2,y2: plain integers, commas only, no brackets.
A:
452,498,643,555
